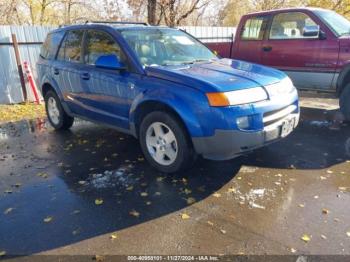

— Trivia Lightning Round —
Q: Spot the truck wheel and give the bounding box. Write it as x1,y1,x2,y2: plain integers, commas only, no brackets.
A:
340,84,350,121
44,90,74,130
139,111,196,173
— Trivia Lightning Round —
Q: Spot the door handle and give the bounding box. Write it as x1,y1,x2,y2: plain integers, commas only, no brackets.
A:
53,68,59,75
262,46,272,52
80,72,90,80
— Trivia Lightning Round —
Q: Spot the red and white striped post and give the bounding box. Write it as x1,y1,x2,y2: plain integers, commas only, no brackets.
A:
23,61,41,104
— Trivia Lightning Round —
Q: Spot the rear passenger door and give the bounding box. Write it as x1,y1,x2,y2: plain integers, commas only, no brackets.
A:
54,30,86,115
235,16,270,64
80,29,139,130
261,11,339,90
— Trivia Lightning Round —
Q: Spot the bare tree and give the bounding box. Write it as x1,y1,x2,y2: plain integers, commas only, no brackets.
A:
156,0,210,27
148,0,156,24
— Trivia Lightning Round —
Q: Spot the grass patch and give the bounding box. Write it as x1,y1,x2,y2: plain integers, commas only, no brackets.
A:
0,103,46,123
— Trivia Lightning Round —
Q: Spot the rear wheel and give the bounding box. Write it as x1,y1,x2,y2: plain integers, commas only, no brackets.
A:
139,111,196,173
44,90,74,130
340,84,350,121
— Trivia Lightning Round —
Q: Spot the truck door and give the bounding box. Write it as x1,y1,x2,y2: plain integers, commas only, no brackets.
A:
261,11,339,90
234,15,270,64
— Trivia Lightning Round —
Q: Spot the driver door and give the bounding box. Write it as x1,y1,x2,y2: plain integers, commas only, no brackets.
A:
80,29,140,130
261,11,339,90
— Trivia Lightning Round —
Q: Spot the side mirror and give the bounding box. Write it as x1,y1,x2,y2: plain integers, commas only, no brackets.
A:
95,54,126,70
302,25,320,38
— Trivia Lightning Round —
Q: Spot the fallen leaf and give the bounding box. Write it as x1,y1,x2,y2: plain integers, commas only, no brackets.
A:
126,186,134,191
110,234,117,240
0,251,6,257
212,192,221,198
4,207,13,215
140,192,148,197
93,255,105,262
43,216,53,223
181,213,190,220
322,208,330,215
227,187,236,193
186,197,196,205
301,234,311,243
220,229,227,234
37,172,48,178
184,188,192,195
207,221,214,226
95,199,103,205
129,210,140,217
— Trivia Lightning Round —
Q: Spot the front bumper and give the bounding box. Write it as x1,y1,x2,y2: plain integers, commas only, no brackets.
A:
192,111,299,161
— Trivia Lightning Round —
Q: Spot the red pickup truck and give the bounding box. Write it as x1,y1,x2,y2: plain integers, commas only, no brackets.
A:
229,8,350,120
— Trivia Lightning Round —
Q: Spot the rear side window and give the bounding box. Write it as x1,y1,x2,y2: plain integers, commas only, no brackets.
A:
241,17,268,40
269,12,318,39
84,30,124,65
40,31,64,59
57,30,84,62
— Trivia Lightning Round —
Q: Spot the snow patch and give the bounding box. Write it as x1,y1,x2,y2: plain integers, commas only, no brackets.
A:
87,166,134,189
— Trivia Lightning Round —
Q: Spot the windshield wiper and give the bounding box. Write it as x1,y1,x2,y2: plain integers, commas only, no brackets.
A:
182,59,210,65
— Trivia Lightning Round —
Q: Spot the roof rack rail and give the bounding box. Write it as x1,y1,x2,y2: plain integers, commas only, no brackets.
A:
85,21,149,26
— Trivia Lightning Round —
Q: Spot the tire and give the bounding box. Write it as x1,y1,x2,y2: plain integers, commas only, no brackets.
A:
139,111,196,173
340,84,350,121
44,90,74,130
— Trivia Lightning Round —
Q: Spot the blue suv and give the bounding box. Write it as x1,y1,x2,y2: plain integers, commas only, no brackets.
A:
37,22,299,173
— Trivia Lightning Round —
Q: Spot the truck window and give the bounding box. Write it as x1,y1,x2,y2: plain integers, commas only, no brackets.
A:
270,12,317,40
241,17,267,40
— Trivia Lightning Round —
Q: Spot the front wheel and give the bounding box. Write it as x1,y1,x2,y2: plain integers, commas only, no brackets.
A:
340,84,350,121
44,90,74,130
139,111,196,173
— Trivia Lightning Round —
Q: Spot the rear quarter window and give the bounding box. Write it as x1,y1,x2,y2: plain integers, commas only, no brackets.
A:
40,31,65,60
241,16,269,40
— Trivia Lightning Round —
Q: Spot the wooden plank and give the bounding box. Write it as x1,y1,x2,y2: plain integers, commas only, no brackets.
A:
12,33,27,102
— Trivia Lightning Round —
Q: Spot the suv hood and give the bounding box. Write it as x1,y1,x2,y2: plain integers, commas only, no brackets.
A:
145,58,287,93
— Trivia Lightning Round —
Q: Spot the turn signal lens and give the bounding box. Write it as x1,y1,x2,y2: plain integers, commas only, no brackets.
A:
206,93,230,106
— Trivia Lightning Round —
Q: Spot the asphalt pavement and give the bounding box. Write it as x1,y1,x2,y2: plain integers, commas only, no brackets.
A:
0,95,349,259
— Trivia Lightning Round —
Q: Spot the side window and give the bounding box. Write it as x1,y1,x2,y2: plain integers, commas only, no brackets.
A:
40,31,64,59
241,17,268,40
270,12,318,39
57,30,84,62
84,30,124,65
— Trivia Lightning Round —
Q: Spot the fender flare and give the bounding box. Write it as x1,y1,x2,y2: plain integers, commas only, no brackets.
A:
40,75,73,116
129,89,208,138
336,63,350,96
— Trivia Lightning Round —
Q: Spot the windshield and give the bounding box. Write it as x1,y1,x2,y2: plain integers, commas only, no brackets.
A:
314,9,350,36
117,28,217,66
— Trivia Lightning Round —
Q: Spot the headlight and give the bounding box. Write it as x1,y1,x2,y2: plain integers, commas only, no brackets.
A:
265,77,295,97
206,87,268,107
